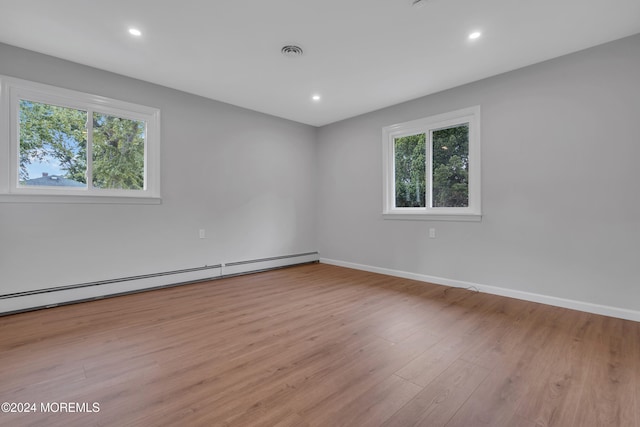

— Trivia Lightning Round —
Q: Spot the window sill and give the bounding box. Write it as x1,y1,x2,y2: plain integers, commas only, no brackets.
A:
382,212,482,222
0,194,162,205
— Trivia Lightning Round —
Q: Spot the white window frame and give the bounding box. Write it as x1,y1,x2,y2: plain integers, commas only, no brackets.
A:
0,75,161,204
382,106,481,221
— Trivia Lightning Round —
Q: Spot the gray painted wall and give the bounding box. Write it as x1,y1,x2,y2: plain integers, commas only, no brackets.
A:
0,43,318,296
317,34,640,312
1,34,638,315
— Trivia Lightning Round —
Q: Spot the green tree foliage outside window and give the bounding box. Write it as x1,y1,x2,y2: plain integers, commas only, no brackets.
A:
432,124,469,207
395,133,426,207
92,113,145,190
19,100,87,183
19,100,145,190
394,124,469,208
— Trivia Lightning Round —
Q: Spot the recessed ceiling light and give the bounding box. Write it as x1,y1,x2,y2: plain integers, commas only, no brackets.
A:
128,28,142,37
411,0,427,8
469,31,482,40
312,95,321,102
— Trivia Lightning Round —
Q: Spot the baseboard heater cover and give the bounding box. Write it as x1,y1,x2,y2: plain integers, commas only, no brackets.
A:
221,252,318,276
0,251,319,315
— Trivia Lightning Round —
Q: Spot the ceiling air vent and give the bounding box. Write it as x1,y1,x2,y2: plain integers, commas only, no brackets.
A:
281,45,304,57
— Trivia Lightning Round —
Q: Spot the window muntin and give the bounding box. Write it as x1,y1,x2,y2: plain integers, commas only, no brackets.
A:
1,76,160,201
383,106,480,220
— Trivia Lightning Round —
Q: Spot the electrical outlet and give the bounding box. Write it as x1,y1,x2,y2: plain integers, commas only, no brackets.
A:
199,229,206,239
428,228,436,239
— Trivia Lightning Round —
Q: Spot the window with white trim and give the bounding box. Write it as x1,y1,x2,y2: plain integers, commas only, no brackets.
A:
382,106,481,221
0,76,160,202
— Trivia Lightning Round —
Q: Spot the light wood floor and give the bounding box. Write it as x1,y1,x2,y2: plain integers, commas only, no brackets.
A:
0,263,638,426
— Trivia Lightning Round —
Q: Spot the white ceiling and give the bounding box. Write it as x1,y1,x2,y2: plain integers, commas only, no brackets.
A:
0,0,639,127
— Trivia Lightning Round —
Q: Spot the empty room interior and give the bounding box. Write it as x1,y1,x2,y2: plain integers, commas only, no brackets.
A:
1,1,639,426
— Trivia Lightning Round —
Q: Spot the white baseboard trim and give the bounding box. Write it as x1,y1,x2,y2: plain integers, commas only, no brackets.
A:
0,252,319,315
320,258,640,323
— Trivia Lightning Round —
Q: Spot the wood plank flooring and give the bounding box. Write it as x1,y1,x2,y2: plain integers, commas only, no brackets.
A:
0,263,638,426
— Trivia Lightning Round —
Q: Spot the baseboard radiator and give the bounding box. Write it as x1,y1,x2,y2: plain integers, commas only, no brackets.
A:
0,251,319,316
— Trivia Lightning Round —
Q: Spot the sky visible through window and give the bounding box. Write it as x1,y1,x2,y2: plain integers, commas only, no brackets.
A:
6,77,160,198
26,154,66,178
19,100,87,185
19,100,146,189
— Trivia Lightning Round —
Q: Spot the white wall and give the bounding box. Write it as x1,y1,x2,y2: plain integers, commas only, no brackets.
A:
0,43,318,308
317,34,640,315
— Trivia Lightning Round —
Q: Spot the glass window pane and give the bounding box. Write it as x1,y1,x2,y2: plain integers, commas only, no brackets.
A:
92,113,145,190
394,133,426,207
432,124,469,207
19,100,87,187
